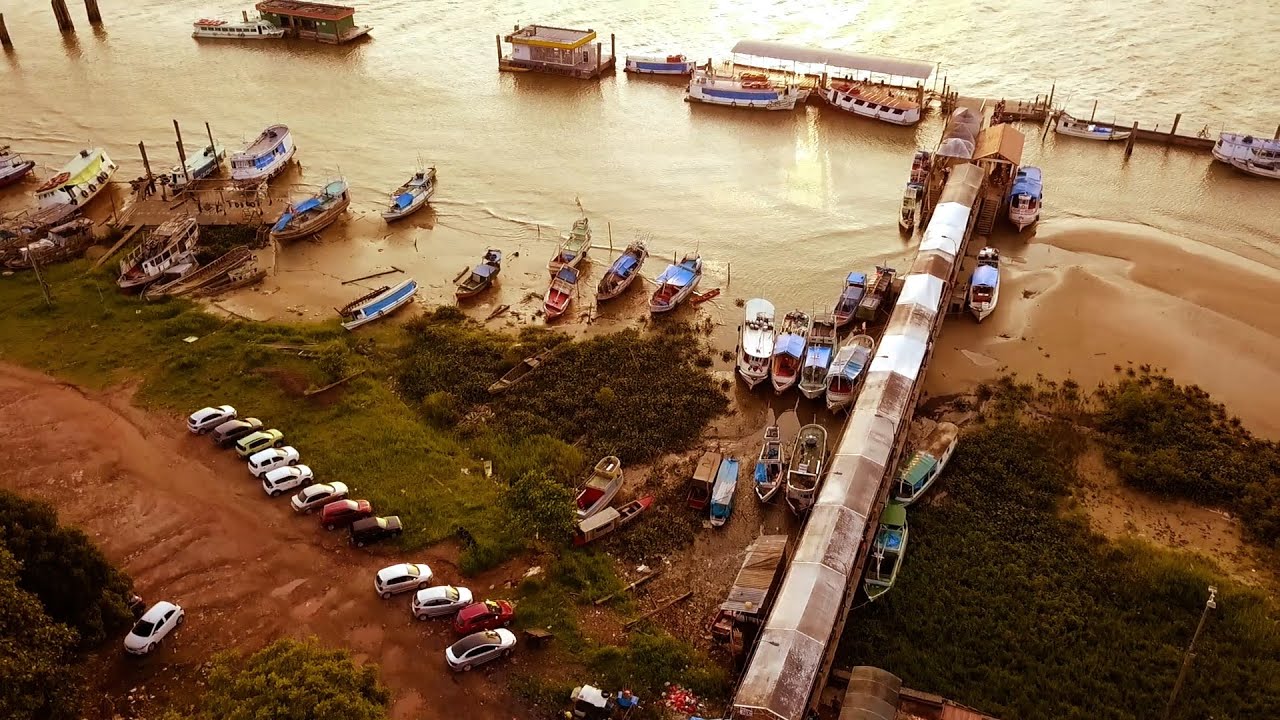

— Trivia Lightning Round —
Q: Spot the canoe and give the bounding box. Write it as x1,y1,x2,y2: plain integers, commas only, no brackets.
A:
709,457,740,527
596,240,648,301
753,425,786,503
487,347,554,394
270,179,350,242
381,167,436,221
455,248,502,299
573,495,654,546
575,456,624,520
340,278,418,330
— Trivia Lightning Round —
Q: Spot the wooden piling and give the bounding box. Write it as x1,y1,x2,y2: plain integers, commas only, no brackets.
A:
205,122,219,169
1047,82,1055,110
595,41,601,77
1274,123,1279,141
1167,113,1181,144
495,34,501,65
138,141,153,183
610,32,615,63
1124,121,1138,158
173,120,190,185
1088,99,1098,123
51,0,74,32
84,0,102,25
0,14,12,48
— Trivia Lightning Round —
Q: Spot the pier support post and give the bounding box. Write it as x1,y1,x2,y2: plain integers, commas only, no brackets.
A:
1274,123,1279,140
205,122,219,170
1168,113,1181,144
595,41,601,77
51,0,74,32
1124,122,1138,159
0,14,12,48
495,34,501,66
1088,99,1098,123
173,120,191,185
1047,82,1055,110
610,33,615,64
84,0,102,25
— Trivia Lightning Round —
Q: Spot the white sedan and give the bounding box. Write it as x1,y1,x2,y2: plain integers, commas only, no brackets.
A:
247,446,300,478
262,465,314,497
187,405,235,434
412,585,474,620
446,629,517,672
374,563,433,599
290,482,349,513
123,601,184,655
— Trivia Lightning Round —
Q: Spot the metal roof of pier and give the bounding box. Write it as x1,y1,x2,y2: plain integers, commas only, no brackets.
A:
256,0,355,21
730,40,934,79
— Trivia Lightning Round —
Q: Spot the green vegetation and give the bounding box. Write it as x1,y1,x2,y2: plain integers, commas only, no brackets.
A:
505,470,577,545
194,225,265,264
838,377,1280,720
0,546,83,720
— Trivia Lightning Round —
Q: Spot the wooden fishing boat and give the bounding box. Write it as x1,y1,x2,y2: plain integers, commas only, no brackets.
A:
736,298,775,389
899,183,923,233
648,254,702,313
855,265,896,323
573,495,654,546
270,179,350,242
4,218,95,270
0,146,37,189
908,150,932,184
770,310,810,394
784,424,828,515
166,143,226,192
339,278,418,330
824,335,874,412
549,217,591,274
864,502,909,601
710,457,740,528
824,79,922,125
231,124,295,185
1008,167,1043,231
190,262,266,297
543,266,579,320
753,425,786,503
797,313,838,400
1054,111,1130,141
575,456,624,520
117,216,199,291
967,247,1000,322
893,422,959,505
487,347,554,394
596,241,648,301
145,246,253,298
688,451,721,510
34,148,118,222
381,167,436,221
455,248,502,299
832,272,867,329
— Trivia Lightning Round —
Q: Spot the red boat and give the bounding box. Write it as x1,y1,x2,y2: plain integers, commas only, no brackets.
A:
544,266,579,320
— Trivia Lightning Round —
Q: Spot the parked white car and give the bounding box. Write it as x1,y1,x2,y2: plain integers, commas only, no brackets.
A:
412,585,474,620
290,482,349,513
446,629,517,672
262,465,314,497
374,563,433,599
187,405,235,434
123,601,184,655
248,446,300,477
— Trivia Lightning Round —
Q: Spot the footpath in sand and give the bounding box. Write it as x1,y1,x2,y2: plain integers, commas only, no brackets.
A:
0,365,527,720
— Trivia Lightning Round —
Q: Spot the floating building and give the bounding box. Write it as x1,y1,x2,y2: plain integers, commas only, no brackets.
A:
498,24,616,79
255,0,371,44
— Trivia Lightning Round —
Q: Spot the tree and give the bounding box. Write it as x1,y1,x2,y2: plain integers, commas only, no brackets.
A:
0,490,133,647
195,638,389,720
504,470,576,544
0,546,84,720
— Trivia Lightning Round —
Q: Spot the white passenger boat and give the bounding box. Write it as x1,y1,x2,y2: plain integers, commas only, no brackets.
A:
625,54,695,75
166,143,226,192
770,311,810,394
340,279,419,330
192,16,285,40
686,69,806,110
1008,166,1043,231
231,124,296,185
1212,132,1280,165
1054,112,1130,141
34,148,118,216
117,216,200,291
1234,157,1280,180
967,247,1000,322
823,79,922,125
736,298,775,389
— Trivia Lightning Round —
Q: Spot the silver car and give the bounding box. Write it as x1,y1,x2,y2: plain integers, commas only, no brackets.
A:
445,629,516,672
411,585,474,620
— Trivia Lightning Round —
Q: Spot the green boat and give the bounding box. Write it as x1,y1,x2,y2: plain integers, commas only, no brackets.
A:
893,421,958,505
864,502,908,601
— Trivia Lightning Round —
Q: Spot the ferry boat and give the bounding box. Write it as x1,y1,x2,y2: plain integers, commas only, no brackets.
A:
192,16,285,40
649,254,702,313
0,146,37,189
899,183,923,232
736,298,775,389
1008,166,1043,231
117,216,199,291
1054,112,1130,141
624,54,696,75
1212,132,1280,165
967,247,1000,322
823,79,922,125
167,143,226,192
270,179,350,242
686,69,806,111
230,124,295,185
34,148,118,215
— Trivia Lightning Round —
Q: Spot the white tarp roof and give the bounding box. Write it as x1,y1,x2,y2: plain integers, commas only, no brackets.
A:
730,40,934,79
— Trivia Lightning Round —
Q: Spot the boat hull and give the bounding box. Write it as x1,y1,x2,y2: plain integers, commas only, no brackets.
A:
231,127,296,185
823,87,921,125
648,283,696,313
771,373,797,394
271,190,350,242
825,390,853,412
1234,160,1280,179
341,280,418,330
968,288,998,322
1009,208,1039,231
737,360,769,389
625,58,695,75
596,273,638,301
0,161,36,188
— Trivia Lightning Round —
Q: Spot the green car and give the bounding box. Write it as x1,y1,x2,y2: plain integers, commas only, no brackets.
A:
235,429,284,458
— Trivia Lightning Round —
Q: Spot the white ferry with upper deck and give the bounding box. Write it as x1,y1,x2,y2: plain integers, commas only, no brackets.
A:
192,16,285,40
823,79,922,125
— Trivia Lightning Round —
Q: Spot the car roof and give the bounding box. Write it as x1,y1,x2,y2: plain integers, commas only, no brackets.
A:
249,447,283,462
140,601,178,622
451,630,503,653
304,481,344,497
265,465,301,480
351,516,381,530
324,498,359,512
458,602,488,619
383,516,402,529
378,563,424,579
420,585,460,600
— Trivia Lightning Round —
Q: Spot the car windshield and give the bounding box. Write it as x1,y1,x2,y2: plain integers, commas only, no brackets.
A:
445,587,459,601
132,620,155,637
484,600,500,613
405,565,420,577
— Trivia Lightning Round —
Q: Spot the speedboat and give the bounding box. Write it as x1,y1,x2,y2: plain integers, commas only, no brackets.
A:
967,247,1000,322
736,298,775,389
1008,167,1043,231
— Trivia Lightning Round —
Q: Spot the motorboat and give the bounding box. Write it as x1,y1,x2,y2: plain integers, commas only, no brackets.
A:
899,183,923,232
597,241,648,301
0,146,37,188
736,298,775,389
166,143,226,192
544,266,579,320
382,167,436,221
770,310,809,394
549,217,591,274
340,279,419,330
797,313,837,400
686,68,806,110
1054,111,1130,141
864,503,909,601
34,148,118,219
575,456,624,521
648,254,702,313
832,272,867,329
230,124,295,185
824,79,922,125
824,334,874,412
270,179,350,242
1008,167,1043,231
455,249,502,299
753,425,786,503
624,54,696,75
893,422,959,505
784,424,827,515
709,457,740,527
192,16,285,39
967,247,1000,322
1211,132,1280,165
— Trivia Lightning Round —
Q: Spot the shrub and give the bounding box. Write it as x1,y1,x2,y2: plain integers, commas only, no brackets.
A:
0,547,83,720
504,470,577,545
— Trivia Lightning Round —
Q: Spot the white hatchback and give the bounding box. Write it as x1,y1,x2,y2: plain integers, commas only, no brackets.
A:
248,446,300,477
374,563,434,599
123,601,184,655
412,585,474,620
187,405,235,434
262,465,314,497
290,481,349,513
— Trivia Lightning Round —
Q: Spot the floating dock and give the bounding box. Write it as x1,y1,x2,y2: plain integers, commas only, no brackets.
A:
255,0,371,44
498,24,616,79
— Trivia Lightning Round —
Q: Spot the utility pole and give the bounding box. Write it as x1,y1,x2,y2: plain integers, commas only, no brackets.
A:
1162,585,1218,720
29,249,53,307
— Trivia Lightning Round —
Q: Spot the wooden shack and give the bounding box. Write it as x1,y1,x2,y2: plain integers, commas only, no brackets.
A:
711,534,790,653
498,24,616,79
971,123,1026,234
255,0,371,44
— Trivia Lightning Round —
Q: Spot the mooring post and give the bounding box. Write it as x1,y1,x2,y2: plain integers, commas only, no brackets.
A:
51,0,74,32
595,41,601,77
84,0,102,25
137,141,153,194
205,122,218,168
1047,82,1055,111
1274,123,1279,140
173,120,191,185
1088,99,1098,123
610,32,615,64
1168,113,1181,143
494,34,501,65
1124,122,1138,158
0,14,12,48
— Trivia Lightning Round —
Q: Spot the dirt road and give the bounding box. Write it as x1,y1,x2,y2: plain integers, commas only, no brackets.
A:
0,364,530,720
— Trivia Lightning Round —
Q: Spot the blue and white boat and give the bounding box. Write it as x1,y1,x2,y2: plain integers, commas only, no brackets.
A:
753,425,786,503
824,334,874,412
797,313,837,400
382,167,436,222
648,253,702,313
686,68,806,110
737,298,775,389
625,53,696,75
1054,111,1130,142
832,272,867,329
710,457,740,527
770,311,809,394
597,241,648,301
231,124,295,185
967,247,1000,322
167,143,226,191
1008,166,1042,231
340,278,419,331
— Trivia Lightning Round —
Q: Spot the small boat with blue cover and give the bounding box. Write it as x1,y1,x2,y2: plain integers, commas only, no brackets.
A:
340,278,418,330
753,425,786,503
798,313,837,400
597,240,648,301
832,272,867,329
167,143,226,192
455,248,502,299
864,502,909,601
381,167,436,221
270,179,350,242
967,247,1000,322
1008,166,1043,231
824,334,874,412
625,54,696,75
710,457,740,527
770,311,809,394
648,254,702,313
893,421,959,505
544,266,579,320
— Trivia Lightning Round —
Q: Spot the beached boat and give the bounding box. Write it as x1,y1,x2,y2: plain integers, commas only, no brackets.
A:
192,16,285,39
686,69,806,110
864,502,909,601
230,124,295,185
488,347,554,394
797,313,837,400
770,311,810,394
624,54,696,75
823,79,922,125
1234,157,1280,180
1212,132,1280,165
753,425,786,503
34,148,118,218
597,241,648,300
908,150,932,184
339,278,418,330
832,272,867,329
575,456,624,521
270,179,350,242
117,216,199,291
166,143,226,192
544,266,579,320
856,265,897,323
824,334,874,412
688,451,721,510
0,146,37,189
899,183,923,232
737,298,775,389
455,248,502,299
574,496,654,546
381,168,436,221
549,217,591,274
967,247,1000,322
190,261,266,297
894,422,959,505
649,254,702,313
785,424,828,515
1008,166,1043,231
1054,112,1130,141
145,246,253,298
5,218,95,270
710,457,740,528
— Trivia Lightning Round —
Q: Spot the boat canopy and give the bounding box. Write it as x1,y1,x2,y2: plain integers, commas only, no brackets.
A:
971,265,999,288
829,345,871,381
880,502,907,528
271,212,293,232
578,507,620,534
393,192,417,209
774,334,805,358
656,263,696,287
711,460,739,506
804,347,832,369
555,266,579,284
293,196,323,214
899,452,938,492
728,40,933,79
356,279,418,317
1011,167,1043,198
322,180,347,195
612,254,639,275
471,264,497,278
846,271,866,286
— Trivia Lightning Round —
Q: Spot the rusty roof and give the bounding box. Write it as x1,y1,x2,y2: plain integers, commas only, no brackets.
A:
256,0,355,21
721,535,789,613
973,123,1025,165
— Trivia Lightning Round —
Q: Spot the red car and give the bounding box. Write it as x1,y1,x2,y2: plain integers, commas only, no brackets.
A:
321,499,374,531
453,600,515,634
